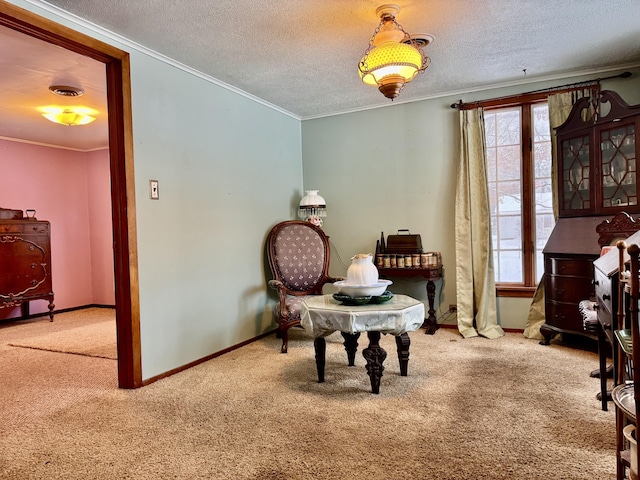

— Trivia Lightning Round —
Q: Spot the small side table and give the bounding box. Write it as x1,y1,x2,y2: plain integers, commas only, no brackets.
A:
378,266,443,334
300,294,424,394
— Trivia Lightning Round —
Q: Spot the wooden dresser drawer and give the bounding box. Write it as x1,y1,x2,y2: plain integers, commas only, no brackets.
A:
546,275,594,303
597,305,614,341
0,224,23,233
594,268,613,312
22,222,49,234
546,257,593,277
0,221,49,235
545,301,585,332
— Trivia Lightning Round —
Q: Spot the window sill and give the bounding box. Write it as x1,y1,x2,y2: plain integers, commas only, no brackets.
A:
496,285,537,298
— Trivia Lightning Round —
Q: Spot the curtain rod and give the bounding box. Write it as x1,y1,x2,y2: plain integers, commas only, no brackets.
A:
450,71,632,109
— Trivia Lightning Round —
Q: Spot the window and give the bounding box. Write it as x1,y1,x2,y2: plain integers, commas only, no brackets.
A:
484,101,554,296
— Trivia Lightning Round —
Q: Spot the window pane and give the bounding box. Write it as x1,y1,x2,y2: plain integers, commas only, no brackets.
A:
485,114,496,148
497,146,521,180
496,180,521,214
498,250,523,282
486,146,497,182
534,142,552,178
498,215,522,249
495,109,520,145
533,104,550,142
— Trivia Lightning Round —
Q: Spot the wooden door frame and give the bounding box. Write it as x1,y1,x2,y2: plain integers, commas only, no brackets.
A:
0,1,141,388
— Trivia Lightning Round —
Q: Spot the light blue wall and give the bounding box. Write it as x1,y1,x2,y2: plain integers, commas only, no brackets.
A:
302,68,640,331
301,97,459,326
129,56,302,378
10,0,302,380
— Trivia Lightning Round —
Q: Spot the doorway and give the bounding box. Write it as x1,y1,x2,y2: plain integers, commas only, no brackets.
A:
0,2,141,388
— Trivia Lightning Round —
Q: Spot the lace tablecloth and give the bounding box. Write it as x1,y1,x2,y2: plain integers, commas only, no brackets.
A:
301,294,425,338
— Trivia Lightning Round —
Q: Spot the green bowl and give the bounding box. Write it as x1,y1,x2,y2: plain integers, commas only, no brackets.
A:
332,293,372,306
369,291,394,304
332,291,393,306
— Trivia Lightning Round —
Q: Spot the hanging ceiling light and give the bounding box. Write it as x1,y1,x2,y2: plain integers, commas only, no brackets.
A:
358,4,433,100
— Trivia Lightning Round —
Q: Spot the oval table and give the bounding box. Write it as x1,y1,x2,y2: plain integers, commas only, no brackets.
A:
300,294,424,394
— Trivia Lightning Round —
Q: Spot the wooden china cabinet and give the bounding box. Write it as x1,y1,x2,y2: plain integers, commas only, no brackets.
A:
541,90,640,344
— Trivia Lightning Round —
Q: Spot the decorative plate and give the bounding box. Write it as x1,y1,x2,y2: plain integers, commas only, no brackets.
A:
332,293,371,305
332,291,393,306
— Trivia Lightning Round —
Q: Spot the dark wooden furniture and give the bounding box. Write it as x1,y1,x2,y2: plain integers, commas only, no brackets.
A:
0,216,54,320
301,294,424,394
558,90,640,218
592,215,640,410
313,331,410,395
541,216,609,343
376,231,443,334
612,242,640,480
378,266,443,334
266,220,340,353
541,90,640,343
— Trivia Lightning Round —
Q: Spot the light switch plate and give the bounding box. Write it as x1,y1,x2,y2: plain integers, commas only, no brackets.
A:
150,180,159,199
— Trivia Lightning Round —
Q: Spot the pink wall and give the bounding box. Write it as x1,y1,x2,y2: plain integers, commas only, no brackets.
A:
86,149,115,304
0,139,114,320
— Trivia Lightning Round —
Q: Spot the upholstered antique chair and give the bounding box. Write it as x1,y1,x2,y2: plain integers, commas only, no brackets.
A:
266,220,341,353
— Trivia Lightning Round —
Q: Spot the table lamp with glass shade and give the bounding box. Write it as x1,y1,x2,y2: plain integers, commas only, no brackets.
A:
298,190,326,227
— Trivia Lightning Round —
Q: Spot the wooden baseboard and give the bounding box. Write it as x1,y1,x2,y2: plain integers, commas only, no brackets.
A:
436,323,524,334
141,329,279,387
0,304,116,324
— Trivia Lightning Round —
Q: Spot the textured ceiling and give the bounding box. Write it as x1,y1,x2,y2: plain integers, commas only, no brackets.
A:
2,0,640,149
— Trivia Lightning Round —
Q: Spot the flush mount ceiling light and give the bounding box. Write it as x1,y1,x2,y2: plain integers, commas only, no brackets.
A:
39,106,96,126
358,4,433,100
42,109,95,126
40,85,95,126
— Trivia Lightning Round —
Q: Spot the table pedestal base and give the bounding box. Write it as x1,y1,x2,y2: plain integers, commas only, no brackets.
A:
313,332,411,394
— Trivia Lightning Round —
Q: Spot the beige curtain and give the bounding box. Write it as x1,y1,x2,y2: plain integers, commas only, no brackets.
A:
455,108,505,339
523,87,600,339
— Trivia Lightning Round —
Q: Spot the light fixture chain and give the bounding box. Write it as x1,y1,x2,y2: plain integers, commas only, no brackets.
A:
390,17,410,42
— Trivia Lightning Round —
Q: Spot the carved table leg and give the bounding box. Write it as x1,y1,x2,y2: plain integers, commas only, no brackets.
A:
341,332,360,366
423,280,439,335
314,337,326,383
395,333,410,376
363,331,387,394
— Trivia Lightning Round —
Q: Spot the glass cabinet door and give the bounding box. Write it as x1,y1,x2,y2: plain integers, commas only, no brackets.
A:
561,135,591,213
600,123,637,209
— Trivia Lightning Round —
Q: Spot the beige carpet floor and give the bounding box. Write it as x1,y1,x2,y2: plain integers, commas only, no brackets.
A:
0,311,619,479
8,317,117,359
